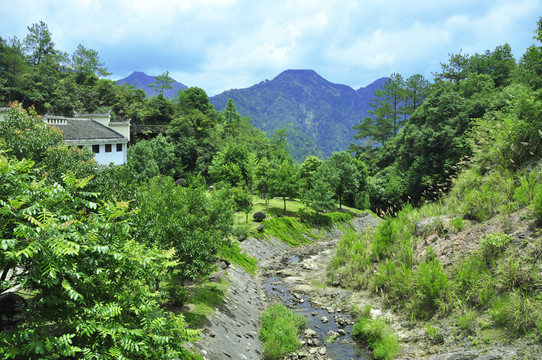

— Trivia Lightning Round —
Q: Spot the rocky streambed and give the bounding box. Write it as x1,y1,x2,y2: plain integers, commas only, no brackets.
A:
194,213,382,360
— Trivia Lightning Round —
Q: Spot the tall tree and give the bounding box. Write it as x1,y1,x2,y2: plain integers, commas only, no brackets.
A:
319,151,366,209
433,51,470,86
23,21,60,66
353,73,405,146
404,74,430,116
71,44,110,77
149,70,174,96
269,159,299,214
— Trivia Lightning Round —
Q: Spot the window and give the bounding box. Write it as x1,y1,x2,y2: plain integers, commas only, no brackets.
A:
116,143,123,152
92,144,100,153
105,144,112,153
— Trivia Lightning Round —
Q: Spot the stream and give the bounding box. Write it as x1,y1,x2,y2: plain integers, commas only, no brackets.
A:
262,254,370,360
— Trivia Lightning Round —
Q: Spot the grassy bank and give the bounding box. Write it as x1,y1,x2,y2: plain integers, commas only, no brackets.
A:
331,165,542,356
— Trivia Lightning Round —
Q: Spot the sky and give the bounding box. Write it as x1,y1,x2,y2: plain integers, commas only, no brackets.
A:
1,0,541,96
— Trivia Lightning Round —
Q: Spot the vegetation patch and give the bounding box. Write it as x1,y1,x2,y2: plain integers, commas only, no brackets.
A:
256,216,320,246
352,315,399,360
182,280,230,329
219,240,258,275
259,304,306,359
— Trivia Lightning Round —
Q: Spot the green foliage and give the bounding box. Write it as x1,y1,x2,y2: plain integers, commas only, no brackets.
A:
416,249,450,316
209,143,254,187
268,159,299,214
219,240,258,275
490,290,541,335
456,310,478,335
533,184,542,222
259,304,306,360
352,316,399,360
0,153,199,359
134,175,234,283
0,103,63,163
261,216,318,246
480,232,513,261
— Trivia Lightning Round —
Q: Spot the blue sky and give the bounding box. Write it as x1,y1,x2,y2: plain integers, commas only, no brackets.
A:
1,0,541,96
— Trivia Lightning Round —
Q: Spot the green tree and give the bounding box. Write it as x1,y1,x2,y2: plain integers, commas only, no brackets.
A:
149,70,174,96
71,44,110,77
0,154,199,359
433,51,471,86
517,17,542,90
209,143,254,187
269,159,299,214
253,157,273,204
404,74,430,116
23,21,60,66
302,176,335,213
299,155,323,191
134,175,234,284
319,151,366,209
353,73,405,146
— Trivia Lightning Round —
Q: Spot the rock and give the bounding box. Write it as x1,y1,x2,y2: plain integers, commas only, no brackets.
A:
318,347,327,355
209,330,216,337
304,328,317,338
338,329,346,336
414,215,455,237
321,316,329,323
256,224,265,232
311,311,318,317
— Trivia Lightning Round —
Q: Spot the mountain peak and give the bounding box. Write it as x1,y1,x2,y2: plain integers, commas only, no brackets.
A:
116,71,188,99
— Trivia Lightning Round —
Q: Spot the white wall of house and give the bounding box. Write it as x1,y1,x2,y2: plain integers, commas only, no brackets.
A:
89,143,127,166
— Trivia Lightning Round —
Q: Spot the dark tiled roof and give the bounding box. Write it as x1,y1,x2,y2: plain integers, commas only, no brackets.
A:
50,118,126,142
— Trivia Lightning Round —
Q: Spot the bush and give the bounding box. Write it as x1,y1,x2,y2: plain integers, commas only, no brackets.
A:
417,248,450,316
259,304,306,359
168,285,188,307
480,232,513,264
490,290,541,335
533,185,542,223
352,316,399,360
253,211,267,222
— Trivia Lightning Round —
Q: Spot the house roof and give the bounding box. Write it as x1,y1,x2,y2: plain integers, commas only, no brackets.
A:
44,116,128,144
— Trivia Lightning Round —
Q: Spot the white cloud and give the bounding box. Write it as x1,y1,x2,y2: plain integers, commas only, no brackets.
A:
1,0,541,95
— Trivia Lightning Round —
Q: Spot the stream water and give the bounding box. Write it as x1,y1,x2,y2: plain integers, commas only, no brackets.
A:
263,254,370,360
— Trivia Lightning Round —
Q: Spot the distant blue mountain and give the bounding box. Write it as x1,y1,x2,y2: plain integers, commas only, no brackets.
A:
116,71,188,99
210,70,387,161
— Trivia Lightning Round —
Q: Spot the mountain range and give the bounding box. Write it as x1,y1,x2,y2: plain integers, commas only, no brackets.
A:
116,70,386,161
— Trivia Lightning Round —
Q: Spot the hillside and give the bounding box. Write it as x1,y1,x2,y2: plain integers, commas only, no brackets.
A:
210,70,387,161
116,71,188,99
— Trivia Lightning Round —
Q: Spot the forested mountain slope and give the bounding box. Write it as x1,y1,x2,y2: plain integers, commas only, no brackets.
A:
210,70,387,161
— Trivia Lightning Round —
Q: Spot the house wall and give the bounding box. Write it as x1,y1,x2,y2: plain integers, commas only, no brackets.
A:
89,142,127,166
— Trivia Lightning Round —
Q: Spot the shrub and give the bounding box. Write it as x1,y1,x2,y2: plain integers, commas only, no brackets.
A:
372,260,415,304
480,232,513,264
352,316,399,360
417,248,450,316
533,185,542,223
457,309,477,334
168,285,188,307
490,290,541,335
253,211,267,222
259,304,306,359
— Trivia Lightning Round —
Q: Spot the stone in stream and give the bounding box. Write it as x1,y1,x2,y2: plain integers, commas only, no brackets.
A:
321,316,329,323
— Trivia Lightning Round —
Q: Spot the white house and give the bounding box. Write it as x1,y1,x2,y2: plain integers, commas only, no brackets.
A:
44,113,130,166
